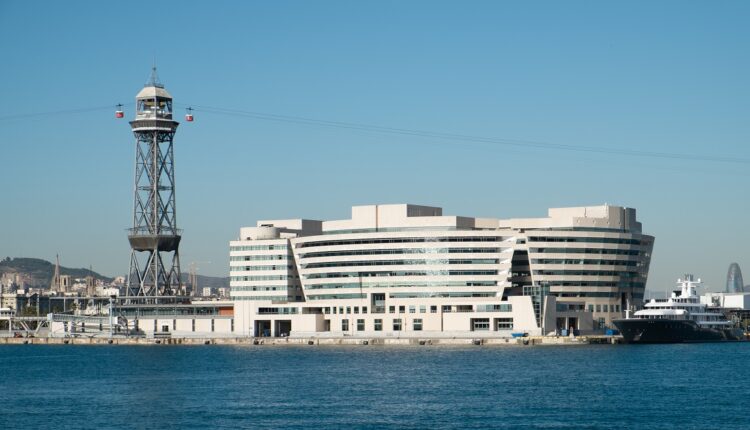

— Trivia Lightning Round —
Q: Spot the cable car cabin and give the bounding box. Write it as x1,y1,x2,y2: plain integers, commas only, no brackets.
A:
115,110,124,118
185,113,194,122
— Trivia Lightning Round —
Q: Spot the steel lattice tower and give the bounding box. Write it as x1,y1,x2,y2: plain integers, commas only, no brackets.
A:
126,68,182,300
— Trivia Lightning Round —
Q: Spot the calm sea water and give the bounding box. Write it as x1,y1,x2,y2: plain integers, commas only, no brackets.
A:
1,343,749,429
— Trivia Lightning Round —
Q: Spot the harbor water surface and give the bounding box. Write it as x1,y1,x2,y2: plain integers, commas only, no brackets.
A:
1,343,748,429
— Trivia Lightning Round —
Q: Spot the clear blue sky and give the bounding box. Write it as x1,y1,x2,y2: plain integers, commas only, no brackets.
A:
1,1,749,292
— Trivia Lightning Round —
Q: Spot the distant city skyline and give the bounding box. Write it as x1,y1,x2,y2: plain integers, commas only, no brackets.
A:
1,1,749,292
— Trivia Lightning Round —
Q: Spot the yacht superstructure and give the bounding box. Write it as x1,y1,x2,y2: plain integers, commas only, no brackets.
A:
614,275,743,343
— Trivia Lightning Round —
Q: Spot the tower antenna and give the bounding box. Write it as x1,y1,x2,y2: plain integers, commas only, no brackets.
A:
146,62,163,88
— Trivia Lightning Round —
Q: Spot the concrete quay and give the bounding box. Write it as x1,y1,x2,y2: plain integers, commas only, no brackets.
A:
0,335,622,346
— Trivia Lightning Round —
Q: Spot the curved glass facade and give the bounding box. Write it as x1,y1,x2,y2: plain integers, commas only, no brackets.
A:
726,263,744,293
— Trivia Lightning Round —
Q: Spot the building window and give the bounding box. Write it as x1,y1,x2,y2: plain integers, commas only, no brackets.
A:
357,319,365,331
588,304,594,312
342,319,349,331
430,305,437,313
603,304,608,313
191,319,195,332
496,318,513,330
362,306,368,314
414,319,423,331
153,320,157,332
393,319,402,331
472,318,490,331
399,306,405,313
596,304,601,313
231,319,234,332
346,306,351,314
389,306,395,314
374,319,382,331
354,306,359,314
442,305,451,313
173,319,176,330
211,319,215,332
339,307,344,314
409,306,416,314
419,305,426,314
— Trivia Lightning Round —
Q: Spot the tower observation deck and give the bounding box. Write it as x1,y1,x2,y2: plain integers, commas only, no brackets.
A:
126,68,182,300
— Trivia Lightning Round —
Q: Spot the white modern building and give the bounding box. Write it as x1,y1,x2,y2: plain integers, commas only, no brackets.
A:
230,204,654,337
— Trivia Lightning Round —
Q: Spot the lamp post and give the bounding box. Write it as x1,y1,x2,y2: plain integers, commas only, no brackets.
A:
109,295,115,339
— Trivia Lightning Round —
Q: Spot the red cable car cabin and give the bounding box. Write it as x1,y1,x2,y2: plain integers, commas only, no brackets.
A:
185,107,194,122
115,104,124,118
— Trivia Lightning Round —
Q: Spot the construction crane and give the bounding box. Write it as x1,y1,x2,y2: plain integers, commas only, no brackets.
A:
188,261,211,297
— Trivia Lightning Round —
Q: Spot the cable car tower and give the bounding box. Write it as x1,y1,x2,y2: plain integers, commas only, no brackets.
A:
124,68,182,301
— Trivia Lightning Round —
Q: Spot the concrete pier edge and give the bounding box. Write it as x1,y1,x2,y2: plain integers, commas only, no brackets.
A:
0,335,622,346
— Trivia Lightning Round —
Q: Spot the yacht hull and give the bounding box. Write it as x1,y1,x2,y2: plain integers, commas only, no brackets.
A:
613,319,744,344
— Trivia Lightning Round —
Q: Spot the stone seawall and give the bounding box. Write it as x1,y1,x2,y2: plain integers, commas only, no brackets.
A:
0,335,622,346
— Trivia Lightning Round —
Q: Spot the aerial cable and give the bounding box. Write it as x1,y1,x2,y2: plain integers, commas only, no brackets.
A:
2,102,748,165
0,105,131,122
186,104,750,165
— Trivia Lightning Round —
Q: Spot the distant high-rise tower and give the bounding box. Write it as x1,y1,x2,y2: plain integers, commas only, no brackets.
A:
726,263,744,293
126,68,182,300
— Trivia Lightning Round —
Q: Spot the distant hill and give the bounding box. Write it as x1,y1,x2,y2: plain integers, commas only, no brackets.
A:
181,273,229,290
0,256,228,290
0,257,112,288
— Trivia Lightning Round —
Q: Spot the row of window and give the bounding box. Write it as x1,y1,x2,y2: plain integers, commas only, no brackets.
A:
301,259,500,269
551,281,646,288
337,317,514,331
341,318,424,332
530,248,642,256
230,244,288,251
230,265,294,272
231,286,288,292
534,270,643,278
388,292,497,298
530,259,641,267
528,237,642,245
308,293,367,300
304,280,498,290
231,295,289,301
305,270,499,279
258,307,298,315
556,292,620,298
230,275,293,281
230,255,287,261
298,236,507,248
297,247,504,259
588,304,622,313
321,303,510,315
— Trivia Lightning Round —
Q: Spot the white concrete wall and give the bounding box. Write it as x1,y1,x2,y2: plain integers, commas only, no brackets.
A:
230,203,653,335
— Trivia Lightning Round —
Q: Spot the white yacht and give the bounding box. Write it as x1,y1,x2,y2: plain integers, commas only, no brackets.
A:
613,275,744,343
